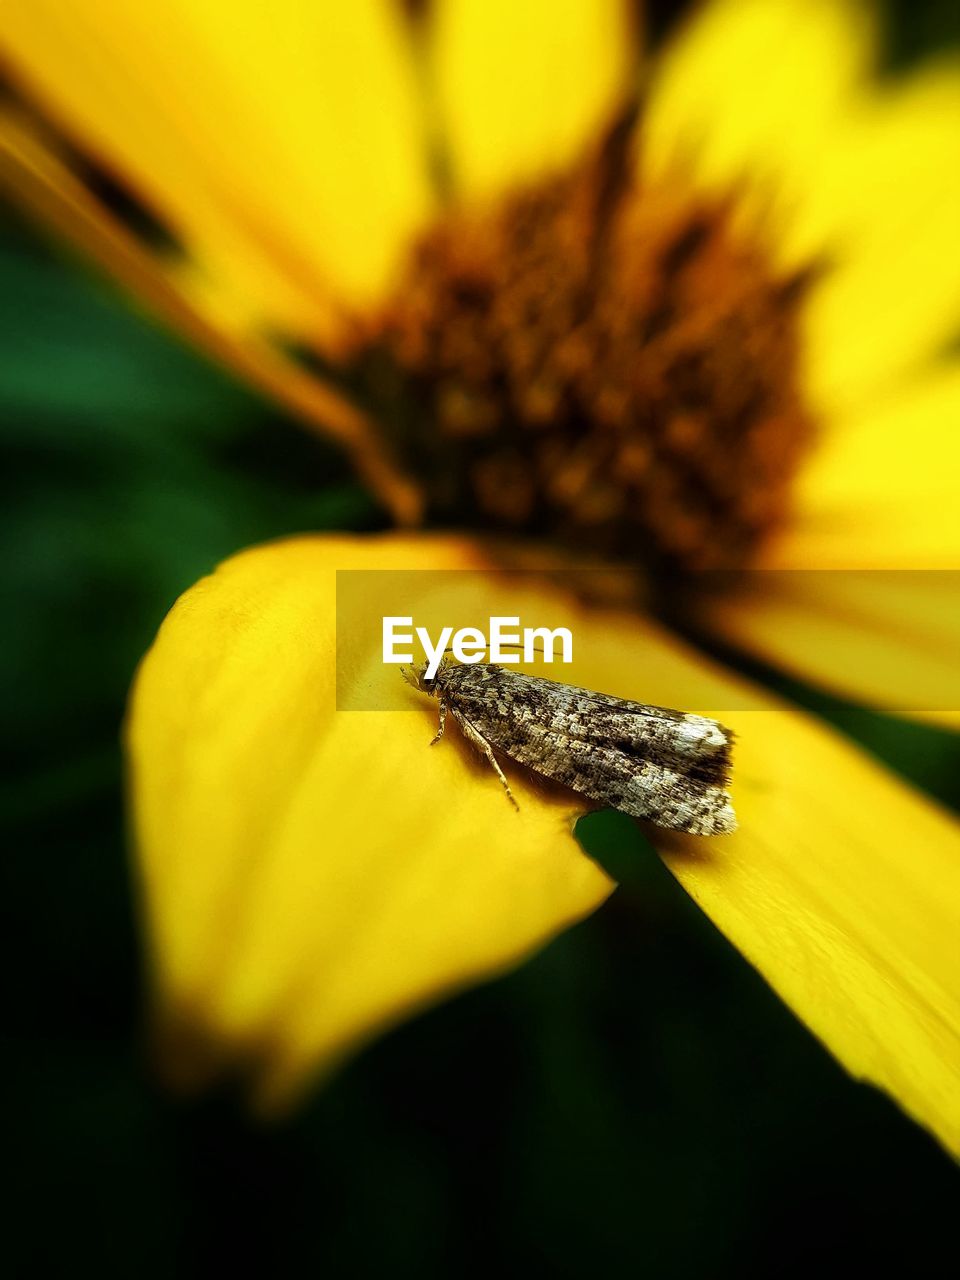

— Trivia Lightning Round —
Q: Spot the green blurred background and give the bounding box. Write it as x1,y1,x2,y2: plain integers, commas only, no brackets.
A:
3,3,960,1275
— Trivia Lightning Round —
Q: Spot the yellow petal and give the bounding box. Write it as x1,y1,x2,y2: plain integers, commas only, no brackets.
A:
720,366,960,723
127,535,621,1106
430,0,638,200
699,571,960,728
129,534,960,1156
771,363,960,571
1,0,432,335
641,0,875,226
798,64,960,414
0,110,422,525
656,705,960,1158
643,2,960,415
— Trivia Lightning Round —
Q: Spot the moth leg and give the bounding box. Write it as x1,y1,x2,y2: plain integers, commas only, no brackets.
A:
455,713,519,812
429,698,447,746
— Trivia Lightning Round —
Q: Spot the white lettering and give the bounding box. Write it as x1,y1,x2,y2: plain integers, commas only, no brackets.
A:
381,616,575,673
489,616,521,663
382,616,414,664
524,626,573,663
417,625,454,680
452,627,487,664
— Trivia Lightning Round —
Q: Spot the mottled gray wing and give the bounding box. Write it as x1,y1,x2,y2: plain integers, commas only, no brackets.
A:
438,664,736,836
439,665,733,778
443,665,687,718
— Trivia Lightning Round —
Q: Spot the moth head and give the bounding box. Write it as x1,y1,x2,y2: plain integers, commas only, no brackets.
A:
401,661,437,695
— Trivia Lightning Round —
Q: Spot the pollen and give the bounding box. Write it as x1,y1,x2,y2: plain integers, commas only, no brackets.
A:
355,128,818,573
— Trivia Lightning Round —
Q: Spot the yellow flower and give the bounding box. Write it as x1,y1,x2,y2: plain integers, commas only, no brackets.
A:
3,0,960,1150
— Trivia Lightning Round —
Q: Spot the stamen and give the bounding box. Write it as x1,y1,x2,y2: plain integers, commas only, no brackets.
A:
353,132,818,573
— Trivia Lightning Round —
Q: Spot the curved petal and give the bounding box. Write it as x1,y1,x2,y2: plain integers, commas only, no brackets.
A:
430,0,638,200
0,111,422,525
642,1,960,416
699,366,960,723
656,706,960,1159
798,63,960,415
772,364,960,572
1,0,433,335
641,0,875,226
127,535,618,1107
129,534,960,1156
699,572,960,728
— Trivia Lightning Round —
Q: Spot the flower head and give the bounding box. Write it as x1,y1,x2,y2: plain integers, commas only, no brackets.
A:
3,0,960,1152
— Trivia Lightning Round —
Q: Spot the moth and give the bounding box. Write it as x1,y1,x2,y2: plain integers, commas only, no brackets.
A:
403,659,736,836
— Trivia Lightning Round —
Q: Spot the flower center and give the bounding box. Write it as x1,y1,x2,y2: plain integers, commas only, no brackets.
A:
352,130,817,573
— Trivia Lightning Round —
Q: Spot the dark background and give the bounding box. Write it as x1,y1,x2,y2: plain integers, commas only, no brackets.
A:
3,3,959,1275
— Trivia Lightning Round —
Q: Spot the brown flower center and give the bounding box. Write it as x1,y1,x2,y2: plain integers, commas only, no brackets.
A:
350,126,817,573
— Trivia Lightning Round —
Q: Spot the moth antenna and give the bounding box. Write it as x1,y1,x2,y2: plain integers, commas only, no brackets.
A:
440,642,550,659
